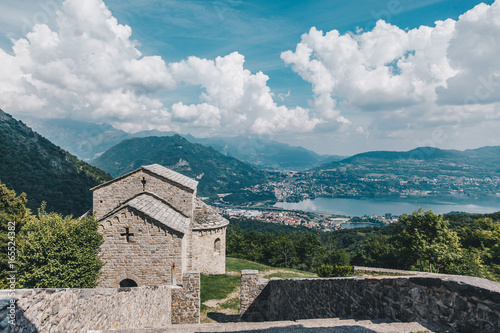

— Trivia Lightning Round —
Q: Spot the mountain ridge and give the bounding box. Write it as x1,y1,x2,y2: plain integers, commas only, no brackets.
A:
23,117,341,170
0,110,112,216
91,134,274,203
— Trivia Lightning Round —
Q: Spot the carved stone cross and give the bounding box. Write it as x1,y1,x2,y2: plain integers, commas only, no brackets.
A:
121,227,134,243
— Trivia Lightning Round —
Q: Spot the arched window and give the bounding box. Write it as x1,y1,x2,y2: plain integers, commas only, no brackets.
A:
119,279,138,287
214,238,221,253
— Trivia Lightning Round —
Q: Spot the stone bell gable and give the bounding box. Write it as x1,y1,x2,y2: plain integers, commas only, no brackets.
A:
91,164,228,288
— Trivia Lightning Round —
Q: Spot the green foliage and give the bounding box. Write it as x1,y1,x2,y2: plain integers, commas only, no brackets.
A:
316,264,353,277
355,234,400,268
227,218,350,273
316,264,334,277
229,209,500,281
0,110,112,216
17,206,103,288
0,182,33,288
397,209,463,273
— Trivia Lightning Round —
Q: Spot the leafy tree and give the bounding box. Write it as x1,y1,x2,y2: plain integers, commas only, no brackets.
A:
17,206,103,288
315,239,350,269
0,182,33,288
356,234,400,268
457,218,500,280
397,209,462,273
268,234,297,268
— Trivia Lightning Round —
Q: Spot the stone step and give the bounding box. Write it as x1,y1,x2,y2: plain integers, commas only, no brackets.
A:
98,318,452,333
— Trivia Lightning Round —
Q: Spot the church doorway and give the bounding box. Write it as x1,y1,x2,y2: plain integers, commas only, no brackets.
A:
119,278,138,287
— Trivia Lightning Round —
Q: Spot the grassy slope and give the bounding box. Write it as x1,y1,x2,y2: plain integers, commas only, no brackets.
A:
200,257,317,322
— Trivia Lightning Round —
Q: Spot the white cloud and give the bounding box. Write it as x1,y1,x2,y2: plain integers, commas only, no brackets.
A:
168,52,320,134
281,19,458,115
0,0,319,136
280,0,500,151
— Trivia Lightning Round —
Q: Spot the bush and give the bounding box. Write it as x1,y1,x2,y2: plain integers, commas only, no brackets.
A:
316,264,333,277
17,206,103,288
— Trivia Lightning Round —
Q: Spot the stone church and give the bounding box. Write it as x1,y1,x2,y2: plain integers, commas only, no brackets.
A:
91,164,228,288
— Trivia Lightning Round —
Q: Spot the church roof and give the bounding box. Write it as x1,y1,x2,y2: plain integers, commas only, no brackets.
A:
91,164,198,192
128,194,191,234
142,164,199,191
192,198,229,230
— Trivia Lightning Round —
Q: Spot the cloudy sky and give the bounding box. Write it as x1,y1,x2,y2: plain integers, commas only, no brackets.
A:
0,0,498,155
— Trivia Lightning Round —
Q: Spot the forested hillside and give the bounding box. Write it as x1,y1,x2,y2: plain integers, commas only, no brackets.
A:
92,135,274,203
227,210,500,281
0,110,111,216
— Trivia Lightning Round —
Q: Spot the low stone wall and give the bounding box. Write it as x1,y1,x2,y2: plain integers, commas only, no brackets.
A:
0,273,200,332
240,271,500,333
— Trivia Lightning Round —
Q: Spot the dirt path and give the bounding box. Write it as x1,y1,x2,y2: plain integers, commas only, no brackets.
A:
203,287,240,308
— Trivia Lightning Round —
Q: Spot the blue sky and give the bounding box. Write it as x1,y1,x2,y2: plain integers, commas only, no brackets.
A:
0,0,498,155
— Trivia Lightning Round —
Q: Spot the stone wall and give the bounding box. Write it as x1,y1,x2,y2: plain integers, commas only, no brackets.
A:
98,206,184,288
93,170,195,220
190,227,226,274
240,271,500,333
171,271,200,324
0,285,171,332
0,273,200,332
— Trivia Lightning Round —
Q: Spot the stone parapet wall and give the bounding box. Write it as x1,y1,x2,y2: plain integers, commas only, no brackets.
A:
171,271,200,324
0,285,171,332
0,272,200,332
240,271,500,333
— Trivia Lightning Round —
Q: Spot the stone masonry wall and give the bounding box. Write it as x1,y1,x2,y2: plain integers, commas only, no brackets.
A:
0,272,200,332
171,271,200,324
99,207,184,288
0,285,172,332
93,170,194,220
191,227,226,274
241,271,500,333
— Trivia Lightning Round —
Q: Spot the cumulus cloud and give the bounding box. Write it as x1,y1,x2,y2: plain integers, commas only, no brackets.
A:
0,0,176,131
281,0,500,131
0,0,319,135
168,52,320,134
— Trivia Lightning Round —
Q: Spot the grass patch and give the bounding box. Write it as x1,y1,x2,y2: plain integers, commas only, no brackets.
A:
226,257,272,273
200,274,240,304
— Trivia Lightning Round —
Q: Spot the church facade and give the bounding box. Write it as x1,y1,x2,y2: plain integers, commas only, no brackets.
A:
91,164,228,288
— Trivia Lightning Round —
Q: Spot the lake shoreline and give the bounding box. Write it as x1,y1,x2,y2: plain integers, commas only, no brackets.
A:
274,196,500,217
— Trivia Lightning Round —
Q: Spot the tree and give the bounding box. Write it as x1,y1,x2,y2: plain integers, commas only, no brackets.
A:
397,209,462,273
0,181,32,288
268,234,297,268
357,234,400,269
17,206,103,288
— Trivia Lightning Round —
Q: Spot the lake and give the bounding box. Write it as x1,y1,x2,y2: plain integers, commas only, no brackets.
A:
274,197,500,217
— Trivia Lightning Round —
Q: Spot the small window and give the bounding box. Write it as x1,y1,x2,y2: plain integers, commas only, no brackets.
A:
214,238,221,253
119,279,138,287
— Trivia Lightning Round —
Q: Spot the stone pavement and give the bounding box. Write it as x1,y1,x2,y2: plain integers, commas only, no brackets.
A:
101,318,452,333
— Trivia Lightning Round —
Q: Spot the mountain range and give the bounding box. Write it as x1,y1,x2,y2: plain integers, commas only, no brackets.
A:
24,117,342,170
92,135,275,203
0,110,111,216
